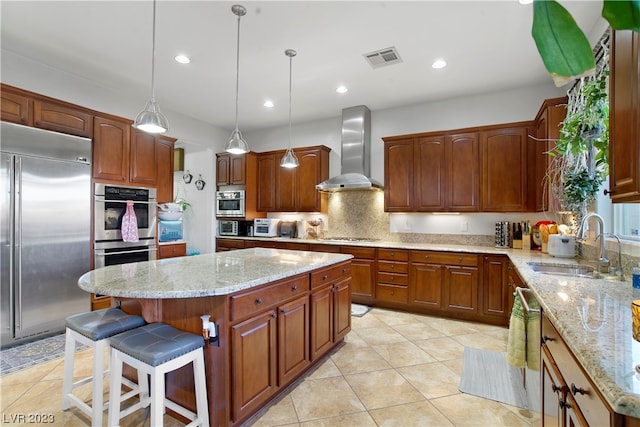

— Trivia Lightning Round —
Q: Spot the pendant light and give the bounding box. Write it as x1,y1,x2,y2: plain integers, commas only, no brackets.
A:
280,49,299,168
225,4,249,155
134,0,169,134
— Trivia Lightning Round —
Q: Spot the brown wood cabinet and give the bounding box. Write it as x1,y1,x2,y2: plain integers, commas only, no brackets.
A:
1,84,93,138
408,251,479,317
507,260,526,316
257,153,277,212
310,262,351,361
1,86,32,125
480,124,533,212
609,30,640,202
33,98,93,138
216,238,245,252
376,249,409,306
216,153,246,186
129,128,158,185
384,139,414,212
532,98,567,212
257,146,330,213
482,255,509,320
158,242,186,259
341,246,376,304
92,115,132,182
541,313,616,427
156,135,176,203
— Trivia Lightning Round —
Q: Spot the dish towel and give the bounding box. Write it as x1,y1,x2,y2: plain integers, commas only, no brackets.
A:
121,200,139,243
507,288,540,371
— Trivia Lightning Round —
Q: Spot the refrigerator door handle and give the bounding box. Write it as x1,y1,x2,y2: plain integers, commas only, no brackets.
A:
5,156,15,334
14,157,21,332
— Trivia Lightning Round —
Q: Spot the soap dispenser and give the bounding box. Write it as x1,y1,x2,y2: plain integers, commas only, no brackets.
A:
633,263,640,290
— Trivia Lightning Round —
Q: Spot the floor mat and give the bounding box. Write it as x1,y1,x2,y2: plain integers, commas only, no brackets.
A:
0,333,87,376
459,347,540,411
351,303,371,317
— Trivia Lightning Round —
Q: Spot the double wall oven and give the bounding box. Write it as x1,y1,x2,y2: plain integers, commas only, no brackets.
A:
94,183,157,268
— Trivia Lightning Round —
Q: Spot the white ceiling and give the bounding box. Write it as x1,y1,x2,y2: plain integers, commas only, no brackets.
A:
1,1,605,133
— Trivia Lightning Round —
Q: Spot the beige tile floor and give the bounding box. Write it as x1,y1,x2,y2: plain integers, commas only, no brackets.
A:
0,308,541,426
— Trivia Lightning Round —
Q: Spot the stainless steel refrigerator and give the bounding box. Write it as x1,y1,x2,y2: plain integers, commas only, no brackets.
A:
1,122,91,347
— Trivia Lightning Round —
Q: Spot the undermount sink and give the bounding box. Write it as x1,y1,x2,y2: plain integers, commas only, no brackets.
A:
527,262,596,279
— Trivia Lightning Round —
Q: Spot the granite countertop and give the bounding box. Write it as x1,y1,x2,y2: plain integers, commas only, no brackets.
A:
223,235,640,418
78,248,352,299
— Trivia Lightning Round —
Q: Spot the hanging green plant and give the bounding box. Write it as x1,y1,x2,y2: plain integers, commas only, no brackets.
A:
531,0,640,86
561,168,604,213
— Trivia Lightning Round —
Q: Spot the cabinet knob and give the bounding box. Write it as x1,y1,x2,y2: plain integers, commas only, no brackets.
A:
458,257,463,263
484,256,488,261
424,255,429,259
559,400,571,409
280,308,287,314
551,384,561,393
291,285,298,291
323,274,328,280
256,297,263,304
335,285,340,290
570,384,586,395
342,268,347,273
542,335,555,343
603,189,614,196
391,264,395,269
271,312,277,318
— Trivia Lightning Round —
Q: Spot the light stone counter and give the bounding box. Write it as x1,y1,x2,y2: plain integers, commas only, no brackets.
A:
78,248,352,299
223,236,640,418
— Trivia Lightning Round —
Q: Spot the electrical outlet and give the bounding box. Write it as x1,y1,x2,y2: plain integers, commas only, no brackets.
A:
460,221,468,232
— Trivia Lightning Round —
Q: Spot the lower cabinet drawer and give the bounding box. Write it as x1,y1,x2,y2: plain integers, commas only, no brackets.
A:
377,272,408,286
231,275,309,321
542,315,611,427
311,261,350,289
376,284,408,304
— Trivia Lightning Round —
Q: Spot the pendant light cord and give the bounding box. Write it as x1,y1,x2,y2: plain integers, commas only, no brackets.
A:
150,0,157,100
234,12,241,132
288,53,292,149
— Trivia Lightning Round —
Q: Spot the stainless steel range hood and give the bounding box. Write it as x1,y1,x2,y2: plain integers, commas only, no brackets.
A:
316,105,383,192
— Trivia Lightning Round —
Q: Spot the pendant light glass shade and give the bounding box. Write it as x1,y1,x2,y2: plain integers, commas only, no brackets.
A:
134,0,169,134
280,49,299,168
225,5,249,155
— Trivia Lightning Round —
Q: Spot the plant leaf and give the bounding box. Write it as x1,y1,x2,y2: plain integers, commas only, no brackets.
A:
532,0,596,86
603,0,640,31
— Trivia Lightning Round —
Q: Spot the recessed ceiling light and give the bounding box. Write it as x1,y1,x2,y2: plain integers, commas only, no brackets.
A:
264,100,274,108
336,86,348,94
174,54,191,64
432,59,447,69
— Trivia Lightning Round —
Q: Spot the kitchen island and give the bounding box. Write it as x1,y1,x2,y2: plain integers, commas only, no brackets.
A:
78,248,353,426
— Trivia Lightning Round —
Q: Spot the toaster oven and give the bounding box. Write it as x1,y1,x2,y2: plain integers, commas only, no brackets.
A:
253,218,280,237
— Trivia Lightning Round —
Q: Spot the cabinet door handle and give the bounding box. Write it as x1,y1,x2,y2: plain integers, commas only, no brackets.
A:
280,308,287,314
271,312,277,318
291,285,298,291
551,384,561,393
323,274,328,280
335,285,340,290
571,384,586,395
342,268,347,273
256,297,263,304
542,335,555,343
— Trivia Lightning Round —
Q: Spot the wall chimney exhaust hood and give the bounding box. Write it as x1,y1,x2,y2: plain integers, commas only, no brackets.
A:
316,105,383,192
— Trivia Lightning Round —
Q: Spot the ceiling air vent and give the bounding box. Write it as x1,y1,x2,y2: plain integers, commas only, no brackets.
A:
363,46,402,69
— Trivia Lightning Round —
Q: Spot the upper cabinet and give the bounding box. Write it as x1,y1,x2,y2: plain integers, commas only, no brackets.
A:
216,153,247,186
480,124,533,212
1,87,32,125
1,84,92,138
384,133,479,212
256,146,329,213
609,30,640,202
532,98,567,212
92,116,132,182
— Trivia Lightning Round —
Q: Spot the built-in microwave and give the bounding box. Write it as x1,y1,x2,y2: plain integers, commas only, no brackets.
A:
216,190,245,217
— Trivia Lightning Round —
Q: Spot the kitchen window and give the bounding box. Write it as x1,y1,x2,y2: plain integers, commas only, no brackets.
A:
614,204,640,241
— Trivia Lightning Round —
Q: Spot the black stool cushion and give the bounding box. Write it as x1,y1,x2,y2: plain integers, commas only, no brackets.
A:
110,323,204,367
66,308,146,341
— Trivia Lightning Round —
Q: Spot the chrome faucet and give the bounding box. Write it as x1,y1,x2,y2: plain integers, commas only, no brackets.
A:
605,233,625,280
577,213,610,272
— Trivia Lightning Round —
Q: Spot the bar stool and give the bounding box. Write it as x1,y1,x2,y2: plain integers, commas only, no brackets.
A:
107,323,209,427
61,307,147,426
